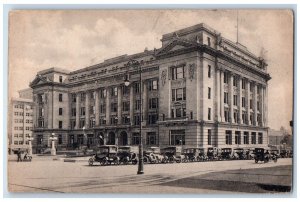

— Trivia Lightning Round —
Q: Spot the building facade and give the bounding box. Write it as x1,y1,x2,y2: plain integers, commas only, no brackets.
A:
8,96,34,153
30,23,271,153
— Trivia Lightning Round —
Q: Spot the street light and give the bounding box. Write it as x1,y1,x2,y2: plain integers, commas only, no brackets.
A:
124,59,144,175
27,134,34,155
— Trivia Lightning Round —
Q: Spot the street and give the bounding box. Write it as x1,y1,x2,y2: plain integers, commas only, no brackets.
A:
7,157,292,194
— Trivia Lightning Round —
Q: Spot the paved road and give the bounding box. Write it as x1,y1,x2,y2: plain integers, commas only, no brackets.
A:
7,158,292,194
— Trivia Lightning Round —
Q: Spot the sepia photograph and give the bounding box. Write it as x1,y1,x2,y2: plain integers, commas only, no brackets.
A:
6,8,294,195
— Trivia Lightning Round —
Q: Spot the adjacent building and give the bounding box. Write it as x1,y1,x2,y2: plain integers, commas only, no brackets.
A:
29,23,271,153
8,89,34,153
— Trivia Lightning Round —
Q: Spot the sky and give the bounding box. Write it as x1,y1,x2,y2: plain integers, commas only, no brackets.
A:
8,9,294,131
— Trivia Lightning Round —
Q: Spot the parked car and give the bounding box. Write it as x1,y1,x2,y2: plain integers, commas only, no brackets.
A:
254,148,277,163
207,147,221,161
117,146,138,165
220,148,234,160
88,145,120,166
161,146,184,163
233,148,247,160
245,148,255,160
183,148,201,162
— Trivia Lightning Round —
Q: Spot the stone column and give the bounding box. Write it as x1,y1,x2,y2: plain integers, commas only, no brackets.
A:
229,73,234,123
239,77,243,124
265,86,268,126
117,86,122,125
85,91,90,128
220,70,224,122
143,81,148,124
262,86,265,127
215,68,221,122
75,93,80,129
95,90,100,126
129,85,134,125
246,80,251,125
253,82,257,126
106,88,111,125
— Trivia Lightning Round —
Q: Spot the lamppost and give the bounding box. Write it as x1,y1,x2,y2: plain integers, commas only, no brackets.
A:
27,134,34,155
49,133,57,155
124,59,144,175
82,126,86,149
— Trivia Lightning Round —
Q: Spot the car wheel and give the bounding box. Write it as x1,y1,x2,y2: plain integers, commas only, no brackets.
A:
132,159,138,165
274,158,278,163
255,159,258,163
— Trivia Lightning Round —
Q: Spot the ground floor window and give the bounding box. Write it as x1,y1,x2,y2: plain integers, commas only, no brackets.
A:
37,135,43,145
146,132,157,145
235,131,241,145
78,134,84,145
132,133,140,145
58,134,63,144
258,132,263,144
170,130,185,145
225,130,232,145
244,132,249,144
251,132,256,144
208,129,212,145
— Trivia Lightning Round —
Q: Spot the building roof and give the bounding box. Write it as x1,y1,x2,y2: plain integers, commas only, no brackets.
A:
11,97,33,103
37,67,70,75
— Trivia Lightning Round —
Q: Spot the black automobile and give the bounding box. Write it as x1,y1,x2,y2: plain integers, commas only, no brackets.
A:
207,147,220,161
254,148,277,163
88,145,120,166
220,148,234,160
161,146,183,163
183,148,201,162
117,146,138,165
233,148,247,160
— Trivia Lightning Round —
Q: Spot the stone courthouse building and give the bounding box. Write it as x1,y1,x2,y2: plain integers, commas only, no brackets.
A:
30,23,271,153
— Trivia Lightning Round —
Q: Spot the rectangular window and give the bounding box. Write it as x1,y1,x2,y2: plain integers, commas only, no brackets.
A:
172,88,186,101
242,79,246,89
80,107,85,116
111,87,118,97
90,118,95,128
100,89,106,98
59,108,63,115
172,66,185,80
242,97,246,108
90,91,96,100
208,65,211,78
208,129,212,145
110,116,118,125
233,76,238,87
71,108,76,116
251,132,256,144
149,80,158,91
90,106,95,115
38,119,44,128
80,92,86,101
235,131,241,145
79,119,85,128
59,76,63,83
148,114,158,125
242,111,247,124
224,108,230,122
208,108,211,120
70,120,76,129
224,72,229,84
250,83,254,92
258,133,263,144
224,92,229,104
135,100,141,110
147,132,156,145
58,134,63,144
72,94,76,102
111,103,117,112
122,115,130,124
122,101,130,111
37,135,43,145
59,93,63,102
250,99,253,109
170,130,185,145
100,104,106,114
149,98,158,109
257,101,260,111
233,95,238,106
208,87,211,99
250,113,254,125
244,132,249,144
207,37,211,46
100,117,106,125
225,130,232,145
134,82,140,94
134,115,140,125
39,108,44,117
59,121,63,129
234,110,239,123
132,133,140,145
122,85,129,95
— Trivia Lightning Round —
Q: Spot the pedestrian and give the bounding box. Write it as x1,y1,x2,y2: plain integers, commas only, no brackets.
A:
17,148,22,162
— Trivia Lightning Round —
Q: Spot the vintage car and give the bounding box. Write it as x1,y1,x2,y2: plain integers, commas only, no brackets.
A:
198,148,208,161
117,146,138,165
254,148,277,163
88,145,120,166
207,147,221,161
143,147,164,164
220,148,234,160
182,148,202,162
233,148,247,160
245,148,255,160
270,149,280,159
161,146,184,163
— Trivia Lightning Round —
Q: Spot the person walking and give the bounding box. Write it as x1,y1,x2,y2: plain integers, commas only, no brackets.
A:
17,148,22,162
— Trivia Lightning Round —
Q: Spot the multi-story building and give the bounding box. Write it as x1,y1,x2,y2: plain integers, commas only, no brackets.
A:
30,23,271,153
18,88,33,100
8,96,34,153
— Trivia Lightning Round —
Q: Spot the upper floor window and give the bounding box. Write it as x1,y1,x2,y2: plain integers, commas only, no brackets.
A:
149,80,158,91
122,85,130,95
149,98,158,109
80,107,85,116
100,89,106,98
233,95,238,106
233,76,238,87
111,87,118,97
59,108,63,116
208,65,211,78
250,83,254,92
171,66,185,80
134,82,140,94
59,76,63,83
90,91,96,100
72,94,76,102
59,93,63,102
59,121,63,129
80,93,86,101
208,87,211,99
224,92,229,104
224,72,229,84
172,88,186,101
111,103,117,112
207,37,211,47
122,101,130,111
242,78,246,89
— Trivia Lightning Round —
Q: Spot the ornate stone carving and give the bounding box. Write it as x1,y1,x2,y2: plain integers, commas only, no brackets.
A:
188,63,196,81
216,33,223,46
161,70,167,86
